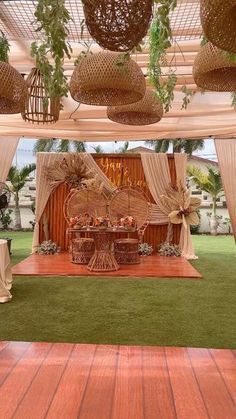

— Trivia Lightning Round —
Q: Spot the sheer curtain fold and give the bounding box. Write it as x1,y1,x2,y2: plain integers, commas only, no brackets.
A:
215,139,236,240
0,137,19,182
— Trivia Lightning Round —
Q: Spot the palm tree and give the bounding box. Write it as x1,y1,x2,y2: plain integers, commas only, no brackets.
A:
187,165,224,235
146,139,205,155
118,141,129,153
8,164,36,230
91,145,104,153
33,138,86,154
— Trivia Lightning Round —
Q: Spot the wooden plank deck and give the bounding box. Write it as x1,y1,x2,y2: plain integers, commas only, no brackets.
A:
0,342,235,419
12,253,202,279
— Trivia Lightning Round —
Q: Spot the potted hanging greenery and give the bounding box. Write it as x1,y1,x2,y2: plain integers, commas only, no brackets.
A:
0,31,27,114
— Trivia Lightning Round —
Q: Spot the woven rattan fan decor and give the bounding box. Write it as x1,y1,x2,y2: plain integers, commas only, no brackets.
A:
0,62,27,114
193,42,236,91
69,52,146,106
201,0,236,53
107,89,163,125
64,188,108,223
82,0,153,52
22,68,60,124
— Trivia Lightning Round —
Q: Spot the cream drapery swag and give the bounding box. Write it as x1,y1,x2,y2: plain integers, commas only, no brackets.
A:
141,153,197,260
215,139,236,241
0,137,20,182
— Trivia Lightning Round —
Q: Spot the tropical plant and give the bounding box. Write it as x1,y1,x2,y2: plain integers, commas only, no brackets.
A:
33,138,86,154
0,31,10,62
31,0,72,107
187,165,224,235
91,145,104,153
146,138,205,155
0,209,13,230
118,141,129,153
7,164,36,230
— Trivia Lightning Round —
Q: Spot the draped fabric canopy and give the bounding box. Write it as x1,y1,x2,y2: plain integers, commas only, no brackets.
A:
0,137,19,183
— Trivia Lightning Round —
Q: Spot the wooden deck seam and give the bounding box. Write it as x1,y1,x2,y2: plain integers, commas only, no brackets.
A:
77,345,98,419
163,347,178,419
109,345,120,419
0,343,31,388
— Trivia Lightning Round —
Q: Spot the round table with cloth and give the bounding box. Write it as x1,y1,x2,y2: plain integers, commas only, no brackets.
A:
0,239,13,303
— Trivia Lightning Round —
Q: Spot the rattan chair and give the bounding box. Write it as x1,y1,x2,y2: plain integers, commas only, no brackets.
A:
109,187,150,264
71,238,95,264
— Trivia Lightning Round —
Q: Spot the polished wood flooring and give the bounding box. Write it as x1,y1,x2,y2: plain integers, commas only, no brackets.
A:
0,341,235,418
12,253,202,278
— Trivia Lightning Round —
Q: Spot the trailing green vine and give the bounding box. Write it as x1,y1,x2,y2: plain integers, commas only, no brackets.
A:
31,0,72,106
0,31,10,62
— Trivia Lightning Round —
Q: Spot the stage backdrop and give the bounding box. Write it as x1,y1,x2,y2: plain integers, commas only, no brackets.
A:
39,153,181,250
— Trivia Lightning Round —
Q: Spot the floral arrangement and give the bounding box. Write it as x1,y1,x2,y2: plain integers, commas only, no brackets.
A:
158,242,181,257
94,216,110,228
69,213,93,228
138,242,153,256
38,240,57,255
119,216,136,229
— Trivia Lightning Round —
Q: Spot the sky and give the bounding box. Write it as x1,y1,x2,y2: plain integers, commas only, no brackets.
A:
13,137,217,168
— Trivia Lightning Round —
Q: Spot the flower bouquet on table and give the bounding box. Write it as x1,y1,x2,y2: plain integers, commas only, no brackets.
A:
69,213,94,229
119,215,136,230
94,216,110,229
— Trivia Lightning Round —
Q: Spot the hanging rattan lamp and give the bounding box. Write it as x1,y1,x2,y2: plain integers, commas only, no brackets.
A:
22,68,60,124
107,89,163,125
69,52,146,106
0,62,27,114
200,0,236,53
82,0,153,52
193,42,236,91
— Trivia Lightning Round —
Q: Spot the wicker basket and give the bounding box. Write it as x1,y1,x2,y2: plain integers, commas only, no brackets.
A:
0,62,27,114
71,238,95,264
107,89,163,125
22,68,60,124
69,52,146,106
193,42,236,91
200,0,236,53
83,0,153,52
114,238,140,264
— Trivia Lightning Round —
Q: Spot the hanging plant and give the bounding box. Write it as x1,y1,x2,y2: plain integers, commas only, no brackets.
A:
31,0,72,109
0,31,27,114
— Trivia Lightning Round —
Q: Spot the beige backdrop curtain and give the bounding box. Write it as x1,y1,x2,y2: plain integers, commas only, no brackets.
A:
0,137,19,182
215,139,236,240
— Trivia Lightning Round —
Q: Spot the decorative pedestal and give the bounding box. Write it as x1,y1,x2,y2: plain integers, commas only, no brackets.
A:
87,231,119,272
114,238,140,264
71,238,95,264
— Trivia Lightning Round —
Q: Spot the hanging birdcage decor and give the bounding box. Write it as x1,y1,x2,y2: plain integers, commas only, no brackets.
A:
107,89,163,125
22,67,60,124
69,52,146,106
82,0,153,52
193,42,236,91
200,0,236,53
0,62,27,114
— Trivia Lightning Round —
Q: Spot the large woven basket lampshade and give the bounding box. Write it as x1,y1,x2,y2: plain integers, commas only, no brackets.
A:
83,0,153,52
193,42,236,91
69,52,146,106
200,0,236,53
107,89,163,125
0,62,27,114
22,68,60,124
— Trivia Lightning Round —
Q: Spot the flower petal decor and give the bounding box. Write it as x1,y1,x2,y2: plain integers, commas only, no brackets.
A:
69,52,146,106
82,0,153,52
200,0,236,54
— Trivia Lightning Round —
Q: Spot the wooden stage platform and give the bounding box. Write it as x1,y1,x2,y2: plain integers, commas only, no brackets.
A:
12,253,202,278
0,341,235,418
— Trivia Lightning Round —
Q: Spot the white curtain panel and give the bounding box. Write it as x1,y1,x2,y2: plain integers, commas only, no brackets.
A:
0,136,19,182
215,139,236,240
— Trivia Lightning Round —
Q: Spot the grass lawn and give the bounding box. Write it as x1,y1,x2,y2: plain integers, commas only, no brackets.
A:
0,231,235,349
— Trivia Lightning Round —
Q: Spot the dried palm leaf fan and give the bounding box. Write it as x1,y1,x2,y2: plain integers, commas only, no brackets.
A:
193,42,236,91
22,68,60,124
69,52,146,106
64,188,108,223
107,88,163,125
82,0,153,52
200,0,236,53
0,32,27,114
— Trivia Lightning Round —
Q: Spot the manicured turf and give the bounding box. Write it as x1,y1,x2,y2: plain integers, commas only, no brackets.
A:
0,232,236,349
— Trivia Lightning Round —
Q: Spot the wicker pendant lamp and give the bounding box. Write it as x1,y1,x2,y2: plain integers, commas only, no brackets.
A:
69,52,146,106
193,42,236,91
200,0,236,53
22,68,60,124
0,62,27,114
107,89,163,125
82,0,153,52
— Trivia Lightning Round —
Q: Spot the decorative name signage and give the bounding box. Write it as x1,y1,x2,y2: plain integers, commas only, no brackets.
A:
97,157,147,189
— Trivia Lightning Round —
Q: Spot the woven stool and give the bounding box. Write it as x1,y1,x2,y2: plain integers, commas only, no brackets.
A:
71,238,95,264
114,238,140,264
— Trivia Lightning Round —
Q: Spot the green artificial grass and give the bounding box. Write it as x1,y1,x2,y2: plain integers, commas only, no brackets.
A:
0,232,236,349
